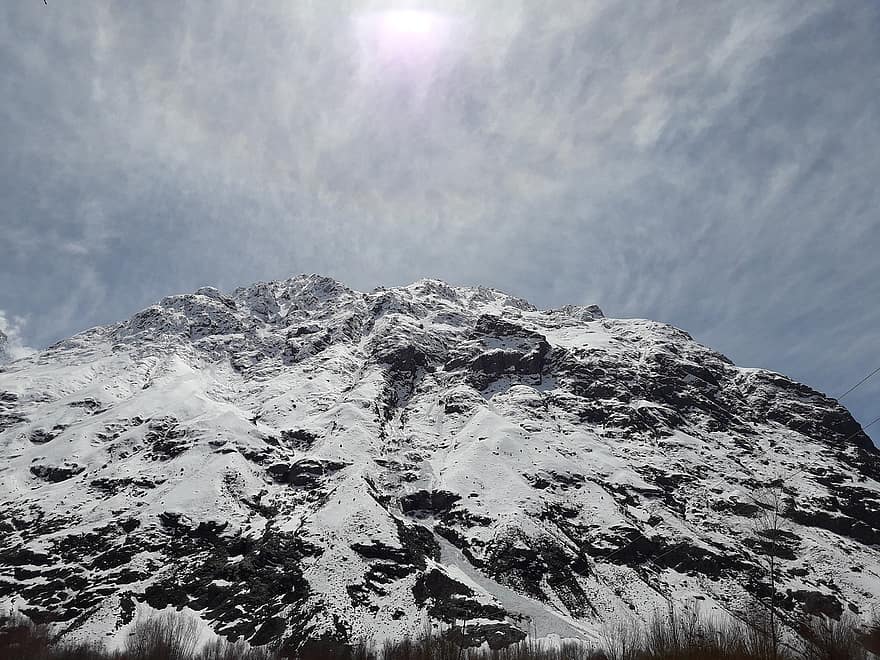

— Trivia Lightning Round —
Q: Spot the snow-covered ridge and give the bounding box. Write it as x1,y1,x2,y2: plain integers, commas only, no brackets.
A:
0,274,877,653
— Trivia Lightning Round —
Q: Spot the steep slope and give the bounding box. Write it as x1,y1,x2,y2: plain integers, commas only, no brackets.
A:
0,275,877,652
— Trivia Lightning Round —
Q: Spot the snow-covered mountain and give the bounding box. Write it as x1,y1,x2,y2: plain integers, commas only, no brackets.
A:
1,275,878,652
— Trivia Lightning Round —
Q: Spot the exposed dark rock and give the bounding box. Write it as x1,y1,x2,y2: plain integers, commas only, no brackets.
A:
711,500,763,517
94,418,142,443
786,589,844,619
587,526,751,579
145,417,189,459
789,507,880,546
739,371,874,451
92,545,136,570
30,464,85,483
445,623,528,650
145,526,322,644
824,484,880,532
380,344,432,374
400,490,461,516
442,316,553,388
27,428,61,444
0,548,53,566
89,477,134,495
266,459,349,487
293,325,320,337
744,529,801,561
469,345,550,379
350,541,411,564
413,568,507,622
524,470,585,491
440,508,494,529
68,398,104,413
485,532,593,617
157,513,228,540
347,557,419,609
280,428,320,450
395,519,440,565
0,412,27,432
251,617,287,646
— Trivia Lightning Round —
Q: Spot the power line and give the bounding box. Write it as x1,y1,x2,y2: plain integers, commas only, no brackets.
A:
597,416,877,570
595,360,880,569
838,365,880,400
593,370,880,604
843,414,880,443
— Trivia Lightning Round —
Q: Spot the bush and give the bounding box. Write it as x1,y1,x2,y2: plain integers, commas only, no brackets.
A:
195,637,279,660
1,607,878,660
124,611,201,660
799,613,869,660
858,613,880,658
0,612,52,660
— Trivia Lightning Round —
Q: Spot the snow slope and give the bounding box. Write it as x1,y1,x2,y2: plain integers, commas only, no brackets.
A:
0,275,878,652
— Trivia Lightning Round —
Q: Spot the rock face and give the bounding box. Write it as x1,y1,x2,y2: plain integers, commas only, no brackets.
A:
0,275,877,652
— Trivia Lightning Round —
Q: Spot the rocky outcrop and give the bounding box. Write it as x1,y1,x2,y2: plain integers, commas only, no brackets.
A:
29,464,85,483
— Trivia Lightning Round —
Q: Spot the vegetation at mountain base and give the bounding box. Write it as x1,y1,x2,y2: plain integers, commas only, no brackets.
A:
2,606,878,660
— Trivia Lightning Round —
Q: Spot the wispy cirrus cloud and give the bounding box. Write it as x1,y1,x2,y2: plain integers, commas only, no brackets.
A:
0,1,878,439
0,310,35,362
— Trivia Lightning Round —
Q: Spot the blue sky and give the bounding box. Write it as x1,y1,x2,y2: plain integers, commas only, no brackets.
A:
1,1,878,442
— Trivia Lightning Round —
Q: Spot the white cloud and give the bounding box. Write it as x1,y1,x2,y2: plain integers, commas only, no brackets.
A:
0,0,877,440
0,310,35,362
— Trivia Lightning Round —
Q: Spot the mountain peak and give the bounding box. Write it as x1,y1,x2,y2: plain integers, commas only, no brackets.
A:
0,275,876,652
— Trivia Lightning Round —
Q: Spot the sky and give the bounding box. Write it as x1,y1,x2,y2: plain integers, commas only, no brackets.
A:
0,1,878,443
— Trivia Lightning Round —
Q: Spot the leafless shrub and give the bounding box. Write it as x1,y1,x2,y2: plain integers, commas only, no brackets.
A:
600,615,642,660
0,612,53,660
598,605,798,660
372,627,601,660
2,606,880,660
859,613,880,658
798,613,869,660
124,610,201,660
195,637,279,660
52,642,120,660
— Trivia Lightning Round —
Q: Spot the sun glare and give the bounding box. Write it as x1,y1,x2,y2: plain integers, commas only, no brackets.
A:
383,10,437,36
353,9,454,64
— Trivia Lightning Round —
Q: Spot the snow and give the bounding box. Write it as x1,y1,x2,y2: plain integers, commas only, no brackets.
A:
1,274,878,649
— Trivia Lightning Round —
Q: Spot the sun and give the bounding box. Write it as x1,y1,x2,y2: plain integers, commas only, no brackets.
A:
382,10,438,36
353,9,453,53
352,9,456,82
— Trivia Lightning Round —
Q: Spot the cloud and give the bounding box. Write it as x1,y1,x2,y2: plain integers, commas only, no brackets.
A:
0,1,878,441
0,310,35,362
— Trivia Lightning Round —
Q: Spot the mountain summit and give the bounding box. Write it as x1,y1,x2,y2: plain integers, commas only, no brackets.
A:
1,275,877,652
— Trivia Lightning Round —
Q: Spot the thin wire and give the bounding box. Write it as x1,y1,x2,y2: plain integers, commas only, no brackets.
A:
838,365,880,400
599,415,877,569
598,366,880,570
595,363,880,578
842,414,880,442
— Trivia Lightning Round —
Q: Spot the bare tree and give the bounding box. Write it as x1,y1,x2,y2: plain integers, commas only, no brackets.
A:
747,482,798,660
125,610,201,660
